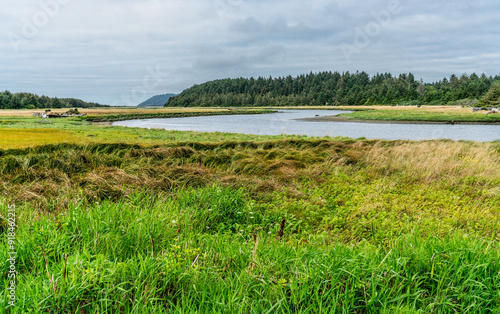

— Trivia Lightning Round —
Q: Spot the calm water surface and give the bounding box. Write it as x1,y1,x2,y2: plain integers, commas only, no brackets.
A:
113,110,500,142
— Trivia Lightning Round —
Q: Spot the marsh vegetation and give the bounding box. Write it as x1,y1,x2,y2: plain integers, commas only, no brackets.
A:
335,106,500,123
1,112,500,312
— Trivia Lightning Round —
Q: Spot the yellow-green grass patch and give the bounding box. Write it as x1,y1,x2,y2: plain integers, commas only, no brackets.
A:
0,128,86,149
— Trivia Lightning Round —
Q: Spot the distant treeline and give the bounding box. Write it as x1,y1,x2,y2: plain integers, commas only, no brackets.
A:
166,72,500,107
0,91,107,109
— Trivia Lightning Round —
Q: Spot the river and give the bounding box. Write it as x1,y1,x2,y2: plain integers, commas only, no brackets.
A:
113,110,500,142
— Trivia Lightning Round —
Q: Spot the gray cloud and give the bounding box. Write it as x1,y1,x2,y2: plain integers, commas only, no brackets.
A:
1,0,499,105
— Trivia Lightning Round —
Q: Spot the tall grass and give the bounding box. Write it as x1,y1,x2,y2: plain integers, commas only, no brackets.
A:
2,193,500,313
0,139,498,239
1,138,500,312
362,141,500,182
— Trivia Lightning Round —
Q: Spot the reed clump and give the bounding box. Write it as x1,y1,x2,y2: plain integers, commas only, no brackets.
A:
363,140,500,182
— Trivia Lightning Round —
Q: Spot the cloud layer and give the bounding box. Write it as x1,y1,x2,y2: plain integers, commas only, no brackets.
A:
1,0,499,105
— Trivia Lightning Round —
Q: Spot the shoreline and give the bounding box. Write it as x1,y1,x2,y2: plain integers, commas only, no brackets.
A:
298,115,500,125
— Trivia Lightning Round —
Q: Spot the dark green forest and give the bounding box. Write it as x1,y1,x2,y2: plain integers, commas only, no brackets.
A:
0,91,107,109
166,72,500,107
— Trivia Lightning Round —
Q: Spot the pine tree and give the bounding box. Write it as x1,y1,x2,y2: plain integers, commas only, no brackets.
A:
479,81,500,107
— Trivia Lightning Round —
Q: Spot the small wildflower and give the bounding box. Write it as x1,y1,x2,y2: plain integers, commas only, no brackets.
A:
208,208,213,211
250,216,254,219
172,220,176,224
249,212,253,214
237,212,242,214
241,230,244,232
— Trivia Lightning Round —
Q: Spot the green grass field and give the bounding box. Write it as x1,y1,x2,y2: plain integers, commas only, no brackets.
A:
335,106,500,123
1,110,500,313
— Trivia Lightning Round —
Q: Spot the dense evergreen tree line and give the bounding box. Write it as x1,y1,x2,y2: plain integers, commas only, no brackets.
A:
0,91,107,109
166,72,500,107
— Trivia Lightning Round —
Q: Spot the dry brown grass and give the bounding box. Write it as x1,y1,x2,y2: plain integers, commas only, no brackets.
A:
362,141,500,182
1,138,498,216
336,105,461,111
335,105,492,116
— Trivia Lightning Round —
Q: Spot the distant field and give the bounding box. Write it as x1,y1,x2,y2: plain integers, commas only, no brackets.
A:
0,105,489,117
331,105,500,123
336,105,468,112
0,107,231,117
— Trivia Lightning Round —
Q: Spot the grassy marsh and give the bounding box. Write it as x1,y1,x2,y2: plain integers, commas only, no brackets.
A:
0,114,294,149
1,110,500,313
333,106,500,123
81,109,277,122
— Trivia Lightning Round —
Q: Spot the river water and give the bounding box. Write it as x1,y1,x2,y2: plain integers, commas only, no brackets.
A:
113,110,500,142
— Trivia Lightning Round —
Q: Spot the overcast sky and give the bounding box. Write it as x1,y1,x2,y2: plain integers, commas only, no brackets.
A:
1,0,499,105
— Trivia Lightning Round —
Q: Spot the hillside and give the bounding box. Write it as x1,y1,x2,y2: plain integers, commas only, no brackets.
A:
166,72,500,107
138,93,177,107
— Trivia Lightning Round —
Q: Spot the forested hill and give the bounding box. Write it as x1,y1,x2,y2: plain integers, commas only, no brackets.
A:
165,72,500,107
138,93,177,107
0,91,107,109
